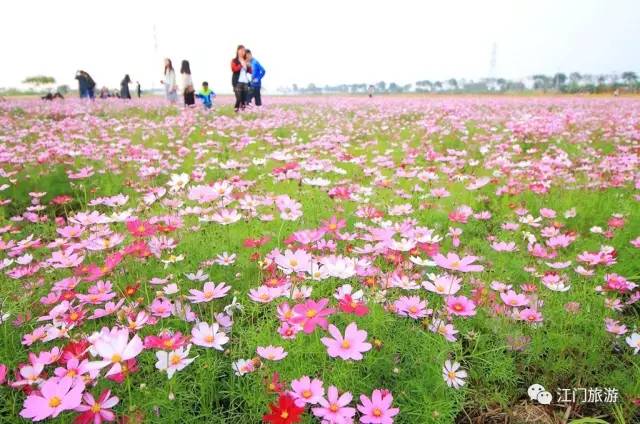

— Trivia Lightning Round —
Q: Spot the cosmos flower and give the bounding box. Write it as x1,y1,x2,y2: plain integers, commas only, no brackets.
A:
357,389,399,424
433,253,484,272
442,360,467,389
20,377,85,421
321,323,372,361
291,298,334,334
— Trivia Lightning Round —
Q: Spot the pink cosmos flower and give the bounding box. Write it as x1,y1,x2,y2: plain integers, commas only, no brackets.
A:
20,376,85,421
499,290,529,307
257,345,288,361
187,281,231,303
291,298,334,334
311,385,356,423
433,253,484,272
422,274,461,296
321,323,372,361
150,298,172,318
357,389,399,424
429,319,459,342
394,296,429,319
275,249,313,274
446,296,477,317
74,389,119,424
290,376,324,407
89,329,144,377
519,308,543,323
191,322,229,350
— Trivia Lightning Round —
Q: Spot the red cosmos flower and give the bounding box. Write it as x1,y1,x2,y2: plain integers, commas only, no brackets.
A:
60,340,90,365
263,393,304,424
339,295,369,316
244,236,271,248
265,372,284,394
123,241,152,258
123,283,140,297
126,219,157,238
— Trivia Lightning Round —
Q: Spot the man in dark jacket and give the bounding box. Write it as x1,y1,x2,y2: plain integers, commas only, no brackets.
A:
245,50,265,106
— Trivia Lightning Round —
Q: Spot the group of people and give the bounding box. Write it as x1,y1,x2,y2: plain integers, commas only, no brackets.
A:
72,45,266,110
161,45,266,111
74,70,142,100
231,45,265,111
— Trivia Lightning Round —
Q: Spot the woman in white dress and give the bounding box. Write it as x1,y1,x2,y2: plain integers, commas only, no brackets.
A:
161,58,178,103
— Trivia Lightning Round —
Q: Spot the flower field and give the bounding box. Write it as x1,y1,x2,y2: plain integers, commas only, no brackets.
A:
0,96,639,423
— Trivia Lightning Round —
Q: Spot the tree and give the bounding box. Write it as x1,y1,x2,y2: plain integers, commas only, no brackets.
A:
553,73,567,89
57,85,70,95
569,72,582,85
23,75,56,90
376,81,386,92
532,74,551,92
622,71,638,92
447,78,458,90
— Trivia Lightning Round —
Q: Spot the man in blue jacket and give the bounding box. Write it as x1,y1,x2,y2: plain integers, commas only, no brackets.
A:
246,49,265,106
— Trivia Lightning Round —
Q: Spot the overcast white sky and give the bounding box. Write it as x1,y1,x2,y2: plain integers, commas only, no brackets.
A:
1,0,639,93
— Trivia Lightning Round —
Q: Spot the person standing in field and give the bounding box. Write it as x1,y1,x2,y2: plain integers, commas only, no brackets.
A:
120,74,132,99
231,45,251,112
245,49,265,106
180,60,195,107
75,70,96,99
161,58,178,103
136,81,141,98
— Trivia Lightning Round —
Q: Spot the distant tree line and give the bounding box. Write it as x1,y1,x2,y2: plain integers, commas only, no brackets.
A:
278,71,639,95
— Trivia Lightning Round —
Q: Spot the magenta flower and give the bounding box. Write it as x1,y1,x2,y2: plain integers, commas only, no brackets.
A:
291,298,334,334
20,376,85,421
74,389,119,423
0,363,7,385
311,385,356,423
433,253,484,272
446,295,477,316
357,389,399,423
321,322,372,361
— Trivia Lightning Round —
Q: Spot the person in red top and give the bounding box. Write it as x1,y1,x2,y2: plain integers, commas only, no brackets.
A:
231,45,252,112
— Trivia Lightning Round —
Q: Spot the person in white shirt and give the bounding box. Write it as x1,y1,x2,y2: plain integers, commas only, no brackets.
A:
180,60,195,107
161,58,178,103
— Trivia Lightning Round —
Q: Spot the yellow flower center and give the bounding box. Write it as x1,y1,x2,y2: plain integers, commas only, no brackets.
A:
170,354,181,365
330,403,339,412
373,408,382,417
302,390,312,398
49,396,62,408
341,340,351,349
111,354,122,363
204,335,214,343
91,403,102,413
305,309,317,318
280,411,289,419
289,259,299,267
